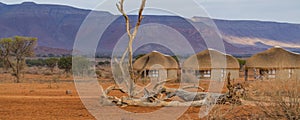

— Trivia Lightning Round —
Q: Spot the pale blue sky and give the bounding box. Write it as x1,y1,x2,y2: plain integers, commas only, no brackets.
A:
1,0,299,24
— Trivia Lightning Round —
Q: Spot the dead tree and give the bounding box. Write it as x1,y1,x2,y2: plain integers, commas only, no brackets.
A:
101,73,245,107
113,0,146,98
220,73,245,104
116,0,146,82
106,0,245,107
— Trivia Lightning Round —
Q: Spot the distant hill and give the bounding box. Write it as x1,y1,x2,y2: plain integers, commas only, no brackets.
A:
34,46,72,57
1,2,300,56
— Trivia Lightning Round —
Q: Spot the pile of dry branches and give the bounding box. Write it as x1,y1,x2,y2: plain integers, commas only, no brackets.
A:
100,73,245,107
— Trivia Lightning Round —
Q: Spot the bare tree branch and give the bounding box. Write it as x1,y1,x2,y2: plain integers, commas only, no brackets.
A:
116,0,147,84
182,85,205,92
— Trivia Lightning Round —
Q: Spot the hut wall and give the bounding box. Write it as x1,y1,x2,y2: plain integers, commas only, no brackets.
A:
211,69,225,81
210,69,239,81
267,69,299,80
292,69,300,80
158,69,167,81
227,69,239,79
246,68,257,80
275,69,290,80
167,70,177,80
245,68,300,80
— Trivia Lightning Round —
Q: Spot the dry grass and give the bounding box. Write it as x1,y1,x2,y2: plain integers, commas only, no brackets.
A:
246,79,300,119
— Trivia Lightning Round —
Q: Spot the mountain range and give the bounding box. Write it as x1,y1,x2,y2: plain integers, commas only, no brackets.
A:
1,2,300,57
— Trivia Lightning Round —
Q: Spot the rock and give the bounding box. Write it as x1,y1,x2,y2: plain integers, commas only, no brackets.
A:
66,90,72,95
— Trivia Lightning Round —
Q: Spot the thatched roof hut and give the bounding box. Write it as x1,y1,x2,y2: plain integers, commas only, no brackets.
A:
183,49,240,70
246,47,300,69
133,51,179,71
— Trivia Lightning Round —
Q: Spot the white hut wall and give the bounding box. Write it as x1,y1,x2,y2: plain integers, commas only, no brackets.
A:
158,69,167,81
275,69,289,80
294,69,300,80
167,69,178,80
211,69,226,81
226,69,240,79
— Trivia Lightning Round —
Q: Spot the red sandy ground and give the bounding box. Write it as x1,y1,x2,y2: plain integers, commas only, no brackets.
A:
0,74,261,120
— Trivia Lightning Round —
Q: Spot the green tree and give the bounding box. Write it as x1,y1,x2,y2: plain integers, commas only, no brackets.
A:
237,58,246,66
45,58,59,73
72,57,91,76
134,54,146,60
58,57,72,74
98,61,110,66
0,36,37,83
0,59,4,68
26,59,46,67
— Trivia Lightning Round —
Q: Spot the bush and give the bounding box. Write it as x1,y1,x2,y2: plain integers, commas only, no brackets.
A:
0,59,4,68
45,58,59,72
26,59,46,67
237,58,246,66
58,57,72,73
72,57,92,76
98,61,110,66
248,80,300,119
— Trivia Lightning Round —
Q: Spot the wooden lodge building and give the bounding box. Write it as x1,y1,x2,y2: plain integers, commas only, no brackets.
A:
133,51,179,81
182,49,240,81
245,47,300,80
133,47,300,82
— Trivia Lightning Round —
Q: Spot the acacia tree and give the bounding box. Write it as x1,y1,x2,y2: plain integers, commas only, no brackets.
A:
45,58,59,73
0,36,37,83
58,56,72,74
72,56,91,76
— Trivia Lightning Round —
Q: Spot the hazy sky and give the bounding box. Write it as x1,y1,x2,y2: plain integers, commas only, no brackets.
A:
1,0,299,24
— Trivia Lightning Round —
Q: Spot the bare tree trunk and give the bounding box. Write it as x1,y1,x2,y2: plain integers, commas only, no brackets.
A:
15,74,20,83
115,0,146,98
244,69,248,81
116,0,146,83
16,59,20,83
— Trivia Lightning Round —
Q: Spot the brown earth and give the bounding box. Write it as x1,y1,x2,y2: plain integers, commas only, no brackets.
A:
0,74,262,120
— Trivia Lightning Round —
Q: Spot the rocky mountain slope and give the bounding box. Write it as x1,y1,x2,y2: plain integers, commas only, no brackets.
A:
1,2,299,56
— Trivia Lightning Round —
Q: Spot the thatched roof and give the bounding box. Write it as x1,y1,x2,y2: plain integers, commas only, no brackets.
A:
183,49,240,69
133,51,178,70
246,47,300,69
